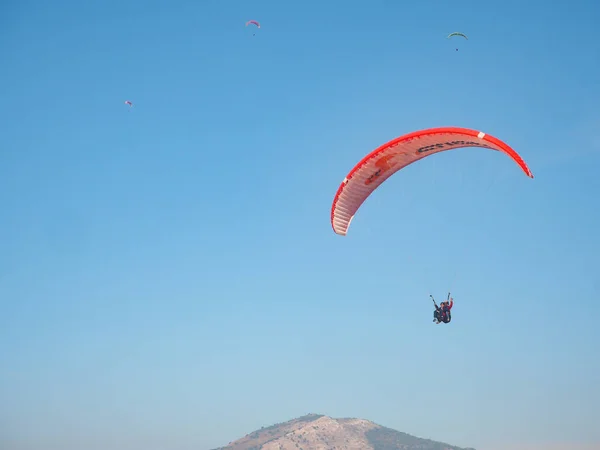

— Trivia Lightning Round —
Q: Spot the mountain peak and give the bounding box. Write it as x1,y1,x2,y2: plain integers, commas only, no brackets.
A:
211,413,475,450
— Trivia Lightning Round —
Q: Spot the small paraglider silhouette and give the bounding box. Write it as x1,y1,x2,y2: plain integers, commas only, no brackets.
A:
246,20,260,36
447,32,468,51
124,100,133,107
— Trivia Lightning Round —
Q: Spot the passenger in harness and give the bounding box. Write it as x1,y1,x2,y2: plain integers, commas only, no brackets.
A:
431,293,454,324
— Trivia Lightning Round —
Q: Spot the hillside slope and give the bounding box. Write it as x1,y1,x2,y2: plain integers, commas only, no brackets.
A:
211,413,475,450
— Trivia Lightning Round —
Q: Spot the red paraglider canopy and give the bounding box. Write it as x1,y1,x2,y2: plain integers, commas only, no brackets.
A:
330,126,533,236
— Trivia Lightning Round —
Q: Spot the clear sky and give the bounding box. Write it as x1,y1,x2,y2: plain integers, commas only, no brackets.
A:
1,1,599,450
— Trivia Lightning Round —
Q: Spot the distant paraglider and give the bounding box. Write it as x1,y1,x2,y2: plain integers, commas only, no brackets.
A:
124,100,133,107
246,20,260,36
447,32,468,51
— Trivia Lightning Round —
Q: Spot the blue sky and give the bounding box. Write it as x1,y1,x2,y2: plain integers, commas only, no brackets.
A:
1,0,599,449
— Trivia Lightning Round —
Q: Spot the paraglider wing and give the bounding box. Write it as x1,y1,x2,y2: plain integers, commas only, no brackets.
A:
330,127,533,236
124,100,132,106
246,20,260,28
447,32,468,39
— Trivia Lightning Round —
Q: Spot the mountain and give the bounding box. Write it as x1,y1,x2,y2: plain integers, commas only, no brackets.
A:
211,413,475,450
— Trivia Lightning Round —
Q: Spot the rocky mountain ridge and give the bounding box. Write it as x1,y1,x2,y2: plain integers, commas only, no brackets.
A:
211,413,475,450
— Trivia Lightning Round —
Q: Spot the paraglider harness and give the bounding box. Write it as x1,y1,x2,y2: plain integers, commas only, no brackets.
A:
431,293,452,324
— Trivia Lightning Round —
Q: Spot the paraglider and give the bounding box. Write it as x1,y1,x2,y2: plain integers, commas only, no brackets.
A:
431,293,453,324
447,32,468,51
246,20,260,36
124,100,132,107
330,126,534,236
